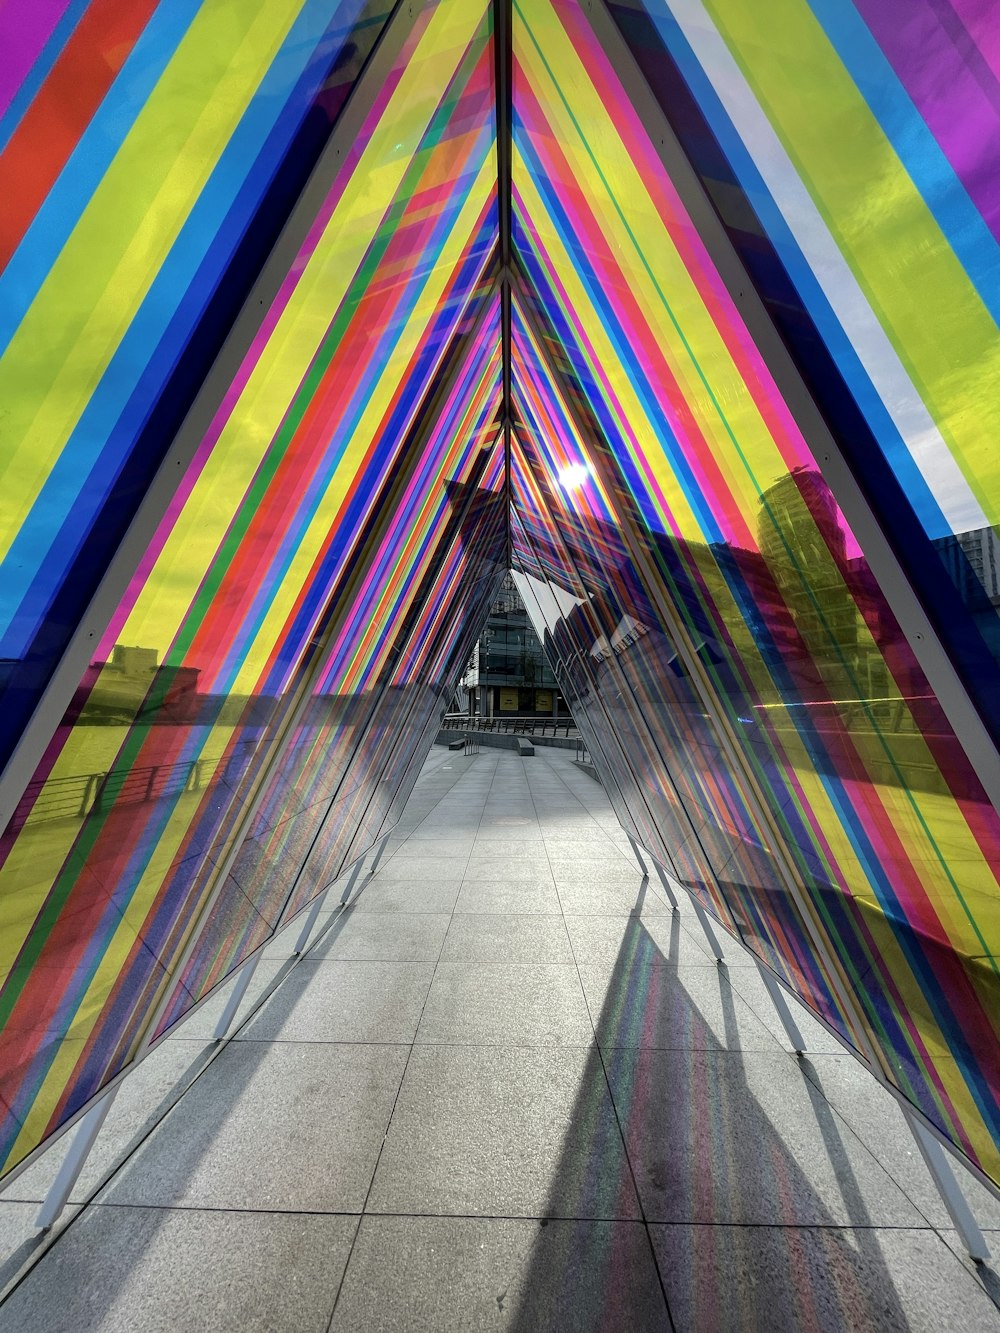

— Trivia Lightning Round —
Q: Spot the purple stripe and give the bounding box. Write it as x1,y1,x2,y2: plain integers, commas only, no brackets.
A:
946,0,1000,86
856,0,1000,242
0,0,73,119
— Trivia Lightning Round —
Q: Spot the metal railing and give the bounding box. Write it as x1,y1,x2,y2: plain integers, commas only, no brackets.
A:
12,743,259,831
444,713,577,738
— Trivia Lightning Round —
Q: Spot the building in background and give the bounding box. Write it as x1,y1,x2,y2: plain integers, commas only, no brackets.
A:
459,573,565,718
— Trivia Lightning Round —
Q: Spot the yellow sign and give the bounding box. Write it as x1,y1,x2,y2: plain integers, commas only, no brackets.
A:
499,688,519,711
535,690,552,711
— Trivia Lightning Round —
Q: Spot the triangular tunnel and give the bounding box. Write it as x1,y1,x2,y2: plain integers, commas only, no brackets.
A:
0,0,999,1203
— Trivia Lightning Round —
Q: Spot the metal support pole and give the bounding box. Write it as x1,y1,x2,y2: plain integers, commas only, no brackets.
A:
626,833,649,879
35,1085,120,1230
293,887,331,955
690,896,725,963
368,837,391,876
212,952,263,1041
906,1113,991,1262
339,858,366,906
649,858,681,913
754,958,806,1055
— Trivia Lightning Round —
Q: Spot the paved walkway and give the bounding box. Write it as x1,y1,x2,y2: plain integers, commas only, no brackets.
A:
1,748,999,1330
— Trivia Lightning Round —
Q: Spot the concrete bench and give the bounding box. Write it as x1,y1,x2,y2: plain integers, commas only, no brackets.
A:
448,738,466,751
516,737,534,757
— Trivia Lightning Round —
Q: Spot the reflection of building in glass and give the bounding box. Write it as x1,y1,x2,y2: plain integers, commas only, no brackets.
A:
460,572,563,716
930,526,1000,661
757,468,859,662
79,645,201,723
933,527,1000,607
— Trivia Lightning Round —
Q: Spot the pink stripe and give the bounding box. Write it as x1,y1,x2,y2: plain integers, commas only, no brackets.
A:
949,0,1000,88
0,0,72,120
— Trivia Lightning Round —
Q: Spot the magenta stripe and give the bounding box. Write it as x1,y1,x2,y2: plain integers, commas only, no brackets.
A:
947,0,1000,86
0,0,72,120
856,0,1000,241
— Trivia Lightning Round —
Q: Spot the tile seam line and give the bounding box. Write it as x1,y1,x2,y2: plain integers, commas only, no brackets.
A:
525,752,678,1332
323,748,497,1331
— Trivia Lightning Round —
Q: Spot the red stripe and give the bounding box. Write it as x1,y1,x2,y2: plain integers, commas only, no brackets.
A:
0,0,157,272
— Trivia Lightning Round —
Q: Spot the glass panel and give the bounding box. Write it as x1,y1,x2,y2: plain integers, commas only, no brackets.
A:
0,0,498,1179
513,0,1000,1186
607,0,1000,740
0,0,397,767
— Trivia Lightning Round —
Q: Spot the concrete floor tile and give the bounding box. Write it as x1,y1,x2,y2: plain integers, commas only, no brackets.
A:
546,850,638,873
543,831,622,849
579,961,780,1052
374,856,471,883
102,1041,407,1212
352,879,462,914
0,1207,356,1333
439,914,574,964
650,1224,1000,1333
555,879,667,917
472,838,546,858
937,1228,1000,1306
552,866,647,890
603,1047,924,1227
393,838,475,858
330,1216,670,1333
367,1045,640,1219
464,858,553,884
562,911,718,968
307,909,451,962
455,880,562,914
0,1201,78,1298
416,962,592,1047
476,824,543,841
239,960,434,1043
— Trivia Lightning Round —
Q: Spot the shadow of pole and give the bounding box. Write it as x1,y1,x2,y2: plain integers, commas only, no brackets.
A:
506,867,922,1332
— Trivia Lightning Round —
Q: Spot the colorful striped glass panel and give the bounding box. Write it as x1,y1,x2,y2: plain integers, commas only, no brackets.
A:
607,0,1000,738
513,0,1000,1186
0,0,397,767
0,0,497,1178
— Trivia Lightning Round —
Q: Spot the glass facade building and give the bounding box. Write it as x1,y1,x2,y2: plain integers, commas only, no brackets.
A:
462,572,563,716
0,0,998,1211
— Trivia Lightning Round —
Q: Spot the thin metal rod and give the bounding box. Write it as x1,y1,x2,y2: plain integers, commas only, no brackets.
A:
650,859,681,912
755,958,806,1055
626,833,649,879
212,953,262,1041
690,896,725,963
294,887,331,955
907,1113,991,1261
35,1086,119,1231
339,858,366,905
493,0,514,573
368,835,392,876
